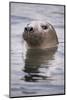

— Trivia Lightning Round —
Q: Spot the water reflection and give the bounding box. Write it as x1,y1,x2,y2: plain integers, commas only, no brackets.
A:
23,47,58,82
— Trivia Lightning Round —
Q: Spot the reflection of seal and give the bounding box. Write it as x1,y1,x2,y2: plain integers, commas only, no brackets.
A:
23,48,57,82
23,21,58,49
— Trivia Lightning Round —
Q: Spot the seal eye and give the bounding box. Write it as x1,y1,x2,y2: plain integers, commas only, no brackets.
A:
41,25,48,30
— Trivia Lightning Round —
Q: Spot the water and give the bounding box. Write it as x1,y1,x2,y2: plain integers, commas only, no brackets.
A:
10,3,65,97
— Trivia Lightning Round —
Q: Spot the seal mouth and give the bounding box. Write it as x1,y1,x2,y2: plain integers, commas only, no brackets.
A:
23,32,44,46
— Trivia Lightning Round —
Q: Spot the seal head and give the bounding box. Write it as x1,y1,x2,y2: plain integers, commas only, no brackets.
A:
23,21,58,49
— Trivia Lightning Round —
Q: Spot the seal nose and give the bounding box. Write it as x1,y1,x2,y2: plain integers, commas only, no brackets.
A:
24,27,33,32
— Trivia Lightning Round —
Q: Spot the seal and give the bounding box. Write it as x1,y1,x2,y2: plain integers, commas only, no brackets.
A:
23,21,58,49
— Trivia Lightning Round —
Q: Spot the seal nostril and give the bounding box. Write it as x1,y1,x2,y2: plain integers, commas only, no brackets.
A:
24,27,27,31
29,27,33,32
24,27,33,32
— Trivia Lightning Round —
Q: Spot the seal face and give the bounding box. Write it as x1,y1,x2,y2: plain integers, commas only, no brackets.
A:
23,21,58,49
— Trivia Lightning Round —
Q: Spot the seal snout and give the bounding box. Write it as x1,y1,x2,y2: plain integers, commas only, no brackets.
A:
24,26,33,32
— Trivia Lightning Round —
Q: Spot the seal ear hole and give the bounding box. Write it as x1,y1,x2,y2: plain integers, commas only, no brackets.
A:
41,25,48,30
